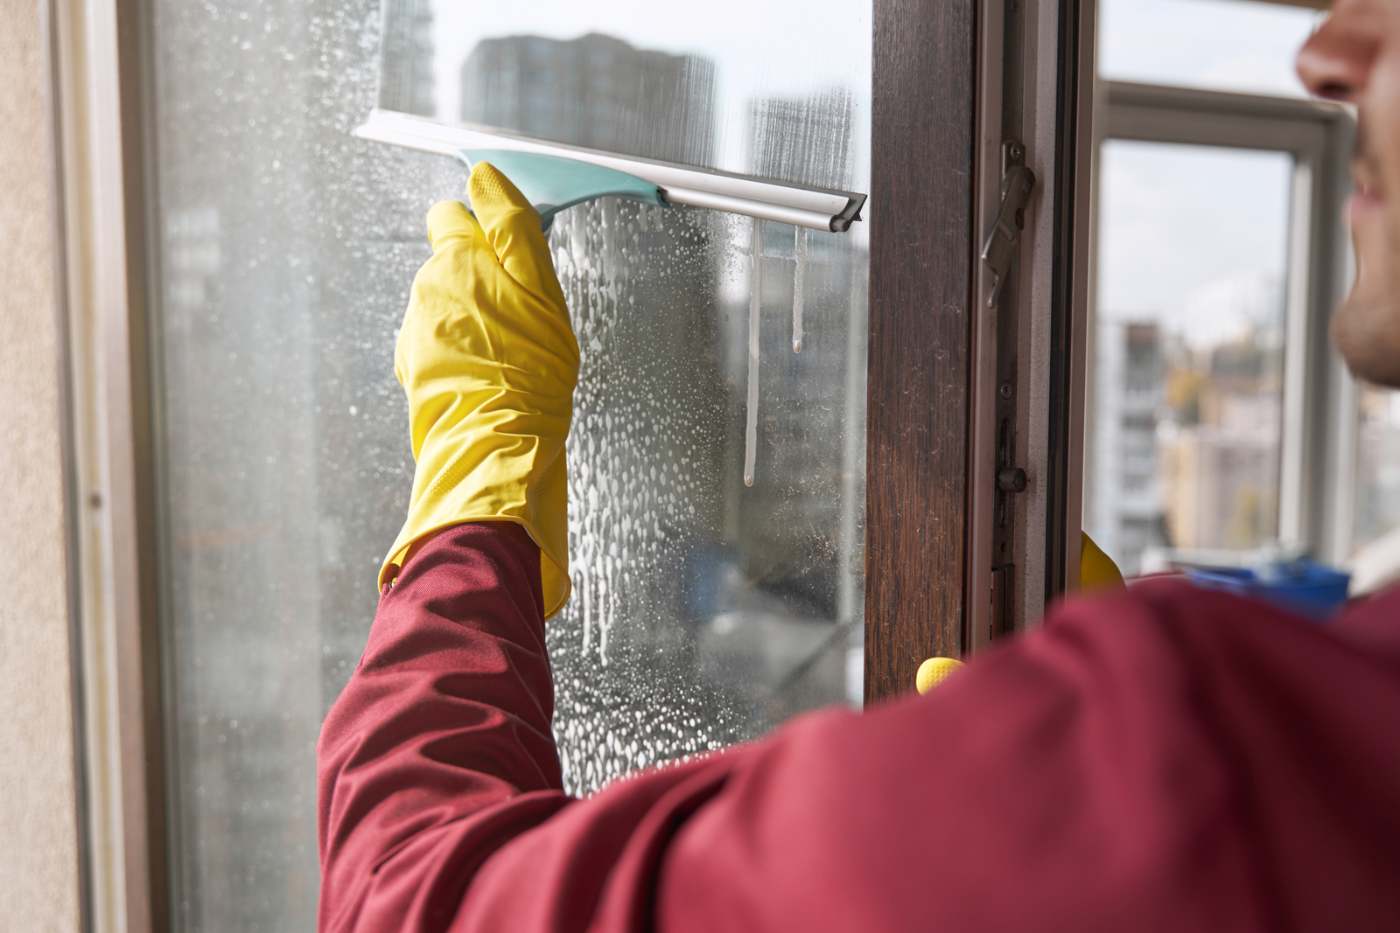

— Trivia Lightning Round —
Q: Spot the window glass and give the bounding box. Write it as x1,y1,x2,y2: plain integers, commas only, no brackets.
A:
381,0,872,190
1099,0,1322,99
149,0,868,928
1086,141,1292,574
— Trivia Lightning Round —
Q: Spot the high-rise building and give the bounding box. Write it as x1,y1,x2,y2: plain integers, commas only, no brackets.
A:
1160,424,1279,551
460,32,716,165
1159,333,1283,552
1087,321,1169,574
379,0,436,117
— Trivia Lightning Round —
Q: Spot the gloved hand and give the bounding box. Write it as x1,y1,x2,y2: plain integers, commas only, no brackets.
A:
381,162,579,618
1079,532,1125,592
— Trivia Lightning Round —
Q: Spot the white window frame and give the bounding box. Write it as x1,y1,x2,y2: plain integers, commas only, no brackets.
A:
1095,80,1354,564
48,0,172,929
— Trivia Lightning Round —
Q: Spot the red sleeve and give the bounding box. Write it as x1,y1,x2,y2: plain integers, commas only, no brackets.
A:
319,523,1400,932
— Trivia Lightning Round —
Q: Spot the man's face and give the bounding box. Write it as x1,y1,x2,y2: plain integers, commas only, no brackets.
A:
1299,0,1400,386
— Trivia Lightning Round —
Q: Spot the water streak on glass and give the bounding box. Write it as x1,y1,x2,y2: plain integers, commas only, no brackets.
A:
147,0,869,927
793,227,807,353
745,219,763,488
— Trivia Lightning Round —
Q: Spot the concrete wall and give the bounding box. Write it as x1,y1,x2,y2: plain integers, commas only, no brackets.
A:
0,0,83,928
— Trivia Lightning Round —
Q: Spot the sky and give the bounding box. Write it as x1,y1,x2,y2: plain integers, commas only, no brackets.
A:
1097,141,1293,347
1099,0,1321,98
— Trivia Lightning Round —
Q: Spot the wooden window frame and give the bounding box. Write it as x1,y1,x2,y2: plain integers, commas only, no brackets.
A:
866,0,1097,701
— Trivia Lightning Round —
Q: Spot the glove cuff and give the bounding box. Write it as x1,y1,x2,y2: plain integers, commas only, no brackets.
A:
380,431,571,619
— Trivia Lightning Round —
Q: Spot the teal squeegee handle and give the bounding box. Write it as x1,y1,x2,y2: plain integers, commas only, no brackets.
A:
459,149,667,232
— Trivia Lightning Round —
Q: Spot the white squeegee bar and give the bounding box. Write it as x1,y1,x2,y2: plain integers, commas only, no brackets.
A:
354,108,867,233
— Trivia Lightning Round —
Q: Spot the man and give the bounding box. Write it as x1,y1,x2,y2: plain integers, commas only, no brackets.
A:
317,3,1400,929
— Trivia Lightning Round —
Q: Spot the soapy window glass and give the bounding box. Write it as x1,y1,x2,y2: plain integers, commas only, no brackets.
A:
149,0,869,927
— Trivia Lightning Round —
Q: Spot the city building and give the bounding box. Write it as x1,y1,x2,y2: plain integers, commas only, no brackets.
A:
1086,320,1169,575
1159,423,1280,552
1158,332,1283,554
378,0,436,117
459,32,716,165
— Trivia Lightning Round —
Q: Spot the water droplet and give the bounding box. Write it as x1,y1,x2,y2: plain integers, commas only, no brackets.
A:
792,226,807,353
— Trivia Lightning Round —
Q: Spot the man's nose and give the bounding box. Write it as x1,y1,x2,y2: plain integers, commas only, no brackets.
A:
1297,6,1379,103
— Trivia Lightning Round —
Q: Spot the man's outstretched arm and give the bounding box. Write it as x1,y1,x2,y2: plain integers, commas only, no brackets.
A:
320,519,782,931
316,521,567,930
320,514,1400,932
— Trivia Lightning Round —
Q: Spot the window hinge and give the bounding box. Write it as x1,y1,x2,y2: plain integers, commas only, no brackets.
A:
980,140,1036,307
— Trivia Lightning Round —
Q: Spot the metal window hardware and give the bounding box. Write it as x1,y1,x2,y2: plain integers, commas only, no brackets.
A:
997,466,1028,493
980,140,1036,307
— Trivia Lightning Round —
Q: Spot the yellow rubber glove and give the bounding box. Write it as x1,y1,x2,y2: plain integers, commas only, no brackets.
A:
1079,531,1126,592
381,163,579,618
915,656,965,695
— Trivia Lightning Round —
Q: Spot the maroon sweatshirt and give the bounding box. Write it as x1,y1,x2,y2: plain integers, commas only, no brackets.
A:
317,522,1400,931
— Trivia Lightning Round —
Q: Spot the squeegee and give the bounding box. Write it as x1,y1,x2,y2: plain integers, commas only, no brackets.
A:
456,149,668,233
354,109,866,233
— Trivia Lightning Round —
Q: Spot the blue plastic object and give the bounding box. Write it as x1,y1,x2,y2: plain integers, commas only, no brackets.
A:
1185,560,1351,620
459,149,666,231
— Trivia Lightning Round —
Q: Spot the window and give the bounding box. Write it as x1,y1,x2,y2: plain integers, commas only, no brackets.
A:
1088,1,1352,578
59,0,1071,925
146,0,871,927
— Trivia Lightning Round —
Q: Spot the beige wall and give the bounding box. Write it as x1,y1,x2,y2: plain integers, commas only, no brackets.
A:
0,0,83,928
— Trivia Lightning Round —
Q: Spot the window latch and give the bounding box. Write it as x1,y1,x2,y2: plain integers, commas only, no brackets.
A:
980,141,1036,307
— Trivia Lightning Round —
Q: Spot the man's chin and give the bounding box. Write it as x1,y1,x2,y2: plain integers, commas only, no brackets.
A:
1333,294,1400,388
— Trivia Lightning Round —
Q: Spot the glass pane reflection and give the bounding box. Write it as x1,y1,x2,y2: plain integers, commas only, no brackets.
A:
150,1,869,927
379,0,872,190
